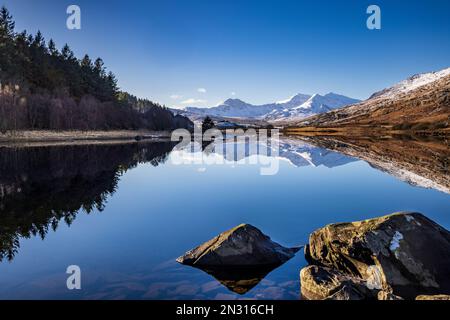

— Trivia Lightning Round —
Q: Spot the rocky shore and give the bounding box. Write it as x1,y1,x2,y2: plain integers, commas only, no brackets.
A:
301,212,450,300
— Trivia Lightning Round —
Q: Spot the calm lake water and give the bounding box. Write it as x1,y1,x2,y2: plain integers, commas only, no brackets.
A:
0,137,448,299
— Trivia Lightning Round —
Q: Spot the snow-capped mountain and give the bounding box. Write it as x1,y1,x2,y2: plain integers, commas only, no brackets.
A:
291,66,450,128
265,93,360,121
185,98,275,118
179,92,359,122
369,67,450,99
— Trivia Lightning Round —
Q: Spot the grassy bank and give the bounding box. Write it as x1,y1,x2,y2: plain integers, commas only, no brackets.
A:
0,130,172,144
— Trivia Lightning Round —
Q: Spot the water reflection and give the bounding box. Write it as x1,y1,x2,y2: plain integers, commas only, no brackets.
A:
184,265,293,295
0,142,175,261
290,135,450,194
1,137,448,263
173,137,357,169
0,135,448,299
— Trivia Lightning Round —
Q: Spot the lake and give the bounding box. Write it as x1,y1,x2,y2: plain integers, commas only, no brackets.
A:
0,135,448,299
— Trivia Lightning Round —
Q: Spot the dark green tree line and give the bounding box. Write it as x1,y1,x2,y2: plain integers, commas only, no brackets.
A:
0,6,192,132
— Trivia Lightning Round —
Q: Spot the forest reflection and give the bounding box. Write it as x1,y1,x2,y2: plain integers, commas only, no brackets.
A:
0,141,176,262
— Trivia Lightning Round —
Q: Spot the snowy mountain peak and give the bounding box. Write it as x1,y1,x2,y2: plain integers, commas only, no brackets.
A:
276,93,311,106
222,98,251,108
269,93,360,120
370,67,450,99
324,92,352,100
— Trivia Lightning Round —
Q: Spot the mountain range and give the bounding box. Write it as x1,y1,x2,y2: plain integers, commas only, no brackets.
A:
174,66,449,130
175,93,360,122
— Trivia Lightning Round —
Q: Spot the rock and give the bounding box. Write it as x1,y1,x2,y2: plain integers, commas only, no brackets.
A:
326,285,368,300
378,290,404,300
305,212,450,299
177,224,299,267
416,294,450,300
300,265,378,300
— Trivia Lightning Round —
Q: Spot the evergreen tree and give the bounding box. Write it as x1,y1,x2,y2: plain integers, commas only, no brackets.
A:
0,6,16,79
202,116,215,132
80,54,93,69
106,71,118,95
32,30,46,50
48,39,58,57
0,6,15,37
61,44,75,61
94,58,105,78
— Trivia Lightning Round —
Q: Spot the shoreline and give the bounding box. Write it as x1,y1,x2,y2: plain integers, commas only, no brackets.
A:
1,127,447,147
0,130,173,146
283,126,450,137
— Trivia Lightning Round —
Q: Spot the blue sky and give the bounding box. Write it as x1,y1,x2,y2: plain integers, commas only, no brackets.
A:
2,0,450,108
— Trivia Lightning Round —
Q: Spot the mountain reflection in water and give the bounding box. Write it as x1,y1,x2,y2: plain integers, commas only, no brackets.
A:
290,135,450,194
174,137,357,168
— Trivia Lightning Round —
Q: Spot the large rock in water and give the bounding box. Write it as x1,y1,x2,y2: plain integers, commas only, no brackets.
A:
177,224,299,267
302,212,450,299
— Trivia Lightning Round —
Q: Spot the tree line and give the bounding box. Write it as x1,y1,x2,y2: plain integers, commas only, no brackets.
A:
0,6,192,132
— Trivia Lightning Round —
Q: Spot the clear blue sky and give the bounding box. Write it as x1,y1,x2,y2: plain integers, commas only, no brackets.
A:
2,0,450,108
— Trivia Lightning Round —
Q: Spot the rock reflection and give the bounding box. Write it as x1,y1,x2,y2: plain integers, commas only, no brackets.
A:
190,265,287,295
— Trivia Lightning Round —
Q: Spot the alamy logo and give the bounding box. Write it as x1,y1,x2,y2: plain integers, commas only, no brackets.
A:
366,5,381,30
66,265,81,290
66,5,81,30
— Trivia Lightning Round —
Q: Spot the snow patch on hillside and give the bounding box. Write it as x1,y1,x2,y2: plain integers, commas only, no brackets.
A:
371,67,450,99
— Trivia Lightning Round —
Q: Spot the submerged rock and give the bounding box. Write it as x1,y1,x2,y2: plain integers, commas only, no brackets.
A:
302,212,450,299
177,224,299,267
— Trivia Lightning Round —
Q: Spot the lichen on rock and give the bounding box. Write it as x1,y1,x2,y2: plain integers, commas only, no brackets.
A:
301,212,450,299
